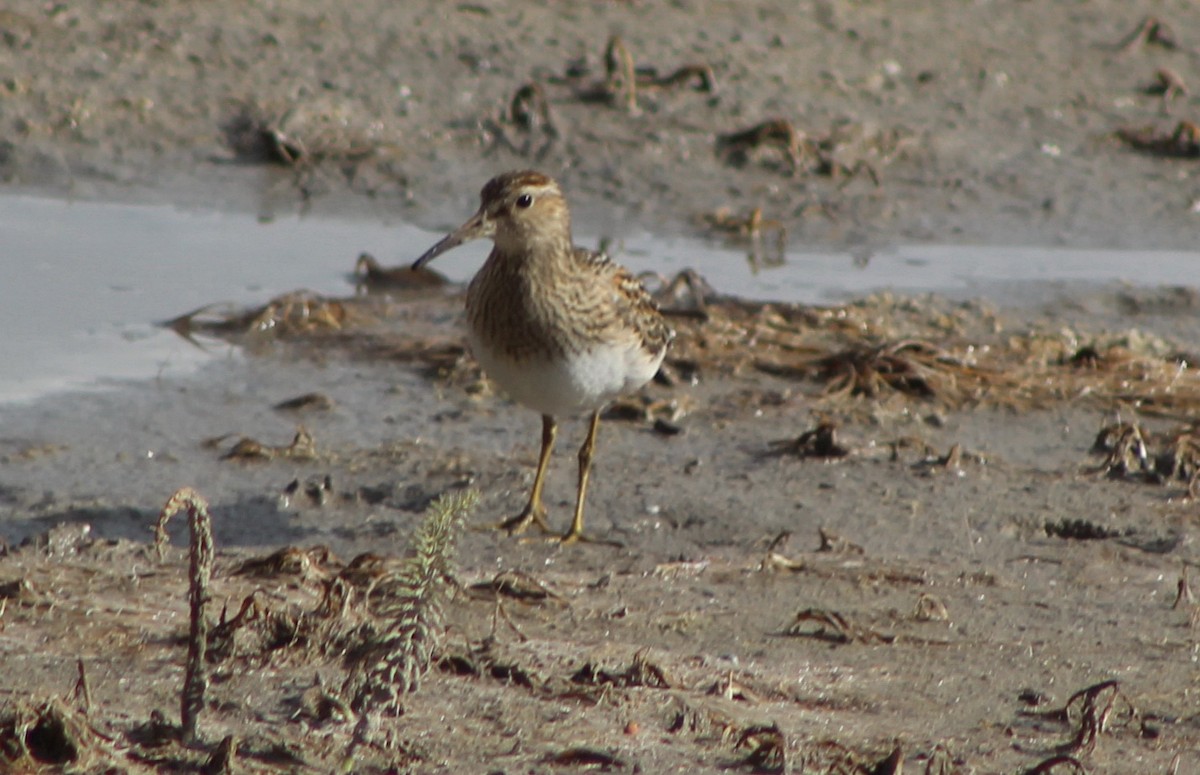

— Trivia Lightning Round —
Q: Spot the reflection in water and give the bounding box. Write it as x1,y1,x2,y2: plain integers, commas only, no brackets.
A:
693,206,788,275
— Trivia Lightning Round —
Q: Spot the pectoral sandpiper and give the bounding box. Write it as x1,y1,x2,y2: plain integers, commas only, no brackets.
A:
412,170,671,544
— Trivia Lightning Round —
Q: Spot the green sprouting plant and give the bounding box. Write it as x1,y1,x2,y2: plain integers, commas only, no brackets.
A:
349,488,480,715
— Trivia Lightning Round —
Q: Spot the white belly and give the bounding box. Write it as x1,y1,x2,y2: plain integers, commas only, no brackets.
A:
468,330,663,416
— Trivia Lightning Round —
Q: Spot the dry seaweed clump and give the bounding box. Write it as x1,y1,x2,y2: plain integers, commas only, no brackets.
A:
657,279,1200,418
1017,679,1137,760
1116,120,1200,158
220,98,406,201
165,290,362,346
571,35,718,115
162,278,480,388
0,699,120,772
716,118,909,181
163,268,1200,427
656,286,1013,411
223,99,388,167
1089,419,1200,495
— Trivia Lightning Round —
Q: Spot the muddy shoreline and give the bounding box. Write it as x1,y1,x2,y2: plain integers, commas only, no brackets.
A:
2,1,1199,247
2,1,1200,772
3,282,1199,771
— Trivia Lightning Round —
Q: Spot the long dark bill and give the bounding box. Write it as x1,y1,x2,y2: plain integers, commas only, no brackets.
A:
411,210,493,269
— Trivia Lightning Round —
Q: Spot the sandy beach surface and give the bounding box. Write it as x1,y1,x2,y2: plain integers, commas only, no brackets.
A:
1,1,1199,772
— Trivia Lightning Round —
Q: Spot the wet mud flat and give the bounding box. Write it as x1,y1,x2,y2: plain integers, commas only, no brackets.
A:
1,1,1199,248
2,274,1199,773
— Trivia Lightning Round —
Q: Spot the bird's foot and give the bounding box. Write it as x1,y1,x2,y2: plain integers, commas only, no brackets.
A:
548,528,623,548
492,503,553,536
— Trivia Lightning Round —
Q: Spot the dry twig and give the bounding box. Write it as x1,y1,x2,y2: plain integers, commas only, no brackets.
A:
155,487,216,745
1114,16,1183,55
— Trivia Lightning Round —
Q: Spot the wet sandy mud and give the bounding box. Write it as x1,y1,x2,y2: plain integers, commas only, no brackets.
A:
3,278,1200,772
2,1,1200,773
2,0,1199,247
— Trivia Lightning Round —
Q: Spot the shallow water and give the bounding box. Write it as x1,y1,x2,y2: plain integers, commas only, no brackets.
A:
2,193,1198,404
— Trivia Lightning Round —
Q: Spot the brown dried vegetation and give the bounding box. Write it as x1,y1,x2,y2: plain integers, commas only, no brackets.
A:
0,513,1184,773
574,35,718,114
716,118,909,181
165,290,357,346
654,283,1200,420
1018,680,1138,759
1116,120,1200,158
171,268,1200,426
0,489,480,772
1089,420,1200,495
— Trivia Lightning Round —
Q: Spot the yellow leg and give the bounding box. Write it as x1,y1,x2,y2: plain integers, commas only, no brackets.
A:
560,410,620,546
497,414,556,535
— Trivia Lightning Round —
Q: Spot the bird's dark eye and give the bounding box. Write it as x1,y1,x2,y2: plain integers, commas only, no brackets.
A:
515,193,533,209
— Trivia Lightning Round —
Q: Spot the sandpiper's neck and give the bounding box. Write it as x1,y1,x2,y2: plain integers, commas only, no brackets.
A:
490,229,575,273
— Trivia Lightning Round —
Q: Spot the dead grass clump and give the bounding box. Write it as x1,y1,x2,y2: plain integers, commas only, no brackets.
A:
222,100,381,167
914,593,951,623
809,340,988,402
1044,518,1127,541
764,420,852,460
696,206,788,271
1056,343,1200,419
1088,419,1200,494
1116,120,1200,158
794,739,904,775
468,569,562,604
1114,15,1183,54
571,648,673,689
734,723,787,773
181,549,395,672
1020,755,1087,774
231,544,337,583
758,534,806,573
573,35,717,114
1019,679,1136,757
661,289,1008,409
0,699,116,770
1143,67,1189,110
717,118,909,180
214,426,318,462
784,608,894,645
165,291,358,346
542,747,627,769
481,82,559,160
164,286,488,396
206,591,308,663
273,392,335,412
1091,420,1151,478
509,82,556,136
717,119,808,176
752,338,1006,408
658,282,1200,418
